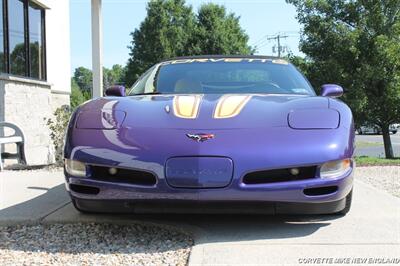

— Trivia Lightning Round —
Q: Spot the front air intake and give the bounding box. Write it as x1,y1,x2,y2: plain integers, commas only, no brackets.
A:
90,165,157,186
242,166,317,185
69,184,100,195
303,186,338,196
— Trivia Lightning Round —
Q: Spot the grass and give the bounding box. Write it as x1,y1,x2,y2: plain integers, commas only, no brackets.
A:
355,141,382,148
355,156,400,166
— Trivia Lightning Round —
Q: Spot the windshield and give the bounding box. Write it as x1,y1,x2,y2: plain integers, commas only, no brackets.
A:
129,58,315,96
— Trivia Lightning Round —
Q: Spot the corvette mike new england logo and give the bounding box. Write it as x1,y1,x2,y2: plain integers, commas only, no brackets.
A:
186,133,215,142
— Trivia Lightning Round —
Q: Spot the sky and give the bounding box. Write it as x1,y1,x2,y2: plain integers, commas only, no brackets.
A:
70,0,302,72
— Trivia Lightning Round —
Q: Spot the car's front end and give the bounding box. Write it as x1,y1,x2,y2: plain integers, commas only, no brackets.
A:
64,56,354,215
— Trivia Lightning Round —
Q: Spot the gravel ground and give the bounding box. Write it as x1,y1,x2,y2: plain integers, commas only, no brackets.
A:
0,223,193,266
2,164,62,172
356,166,400,198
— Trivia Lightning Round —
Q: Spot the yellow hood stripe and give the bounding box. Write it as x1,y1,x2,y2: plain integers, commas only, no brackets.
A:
173,95,202,119
214,95,252,119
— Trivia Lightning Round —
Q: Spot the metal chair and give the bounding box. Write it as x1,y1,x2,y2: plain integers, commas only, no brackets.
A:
0,122,27,171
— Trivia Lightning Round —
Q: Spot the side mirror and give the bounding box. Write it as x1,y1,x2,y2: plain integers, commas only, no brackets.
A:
320,84,343,98
105,85,126,97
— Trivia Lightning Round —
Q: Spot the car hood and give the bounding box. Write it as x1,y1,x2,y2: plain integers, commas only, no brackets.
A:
78,94,331,130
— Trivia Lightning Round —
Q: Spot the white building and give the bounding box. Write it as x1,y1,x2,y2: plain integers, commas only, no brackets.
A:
0,0,71,165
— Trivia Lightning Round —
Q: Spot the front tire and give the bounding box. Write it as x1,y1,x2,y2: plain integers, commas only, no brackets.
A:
337,189,352,215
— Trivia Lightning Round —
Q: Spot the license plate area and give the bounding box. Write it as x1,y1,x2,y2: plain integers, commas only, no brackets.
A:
165,157,233,188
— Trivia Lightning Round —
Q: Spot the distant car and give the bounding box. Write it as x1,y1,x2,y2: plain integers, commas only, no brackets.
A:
64,55,354,215
357,124,398,135
392,124,400,134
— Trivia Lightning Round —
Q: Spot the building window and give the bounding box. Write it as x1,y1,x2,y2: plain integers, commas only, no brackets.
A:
8,0,25,76
1,0,46,80
0,0,4,73
28,2,45,79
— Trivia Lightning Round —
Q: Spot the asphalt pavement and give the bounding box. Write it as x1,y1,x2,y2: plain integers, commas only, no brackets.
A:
356,132,400,157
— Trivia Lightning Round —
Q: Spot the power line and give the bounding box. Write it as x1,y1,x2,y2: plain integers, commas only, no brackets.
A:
254,31,301,56
251,34,275,47
256,34,299,49
266,34,288,57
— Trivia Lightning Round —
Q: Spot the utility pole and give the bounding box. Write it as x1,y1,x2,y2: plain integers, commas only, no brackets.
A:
267,34,288,57
91,0,103,98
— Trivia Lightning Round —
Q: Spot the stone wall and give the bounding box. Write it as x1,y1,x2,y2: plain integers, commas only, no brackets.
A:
0,80,5,123
0,75,70,166
51,92,71,112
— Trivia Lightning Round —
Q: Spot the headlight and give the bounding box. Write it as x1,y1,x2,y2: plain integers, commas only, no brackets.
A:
65,159,87,177
320,159,351,178
288,109,340,129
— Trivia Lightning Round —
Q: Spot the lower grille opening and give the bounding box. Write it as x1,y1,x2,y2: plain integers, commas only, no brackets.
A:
90,165,157,186
304,186,338,196
243,166,317,185
70,184,100,195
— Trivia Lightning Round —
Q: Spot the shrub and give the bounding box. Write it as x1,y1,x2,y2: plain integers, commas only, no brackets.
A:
46,105,72,165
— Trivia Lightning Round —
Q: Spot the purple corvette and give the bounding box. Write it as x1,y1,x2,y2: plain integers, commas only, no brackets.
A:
64,56,354,215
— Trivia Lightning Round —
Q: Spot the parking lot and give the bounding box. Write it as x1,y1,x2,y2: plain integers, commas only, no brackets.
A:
356,132,400,157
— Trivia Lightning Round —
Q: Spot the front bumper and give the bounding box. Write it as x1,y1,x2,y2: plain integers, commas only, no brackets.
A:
66,165,353,213
72,197,348,214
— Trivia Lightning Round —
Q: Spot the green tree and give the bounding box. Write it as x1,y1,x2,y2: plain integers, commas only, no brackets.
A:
287,54,311,80
10,43,26,76
288,0,400,158
70,78,89,109
190,3,253,55
104,64,126,88
9,42,43,78
73,67,93,93
30,42,41,79
125,0,253,86
73,65,126,99
0,52,4,73
125,0,196,86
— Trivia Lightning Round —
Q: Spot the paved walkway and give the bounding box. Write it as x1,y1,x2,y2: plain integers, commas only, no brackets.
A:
187,181,400,265
0,170,68,225
0,169,399,265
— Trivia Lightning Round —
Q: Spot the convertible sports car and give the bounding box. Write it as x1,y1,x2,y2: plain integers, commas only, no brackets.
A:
64,55,354,215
